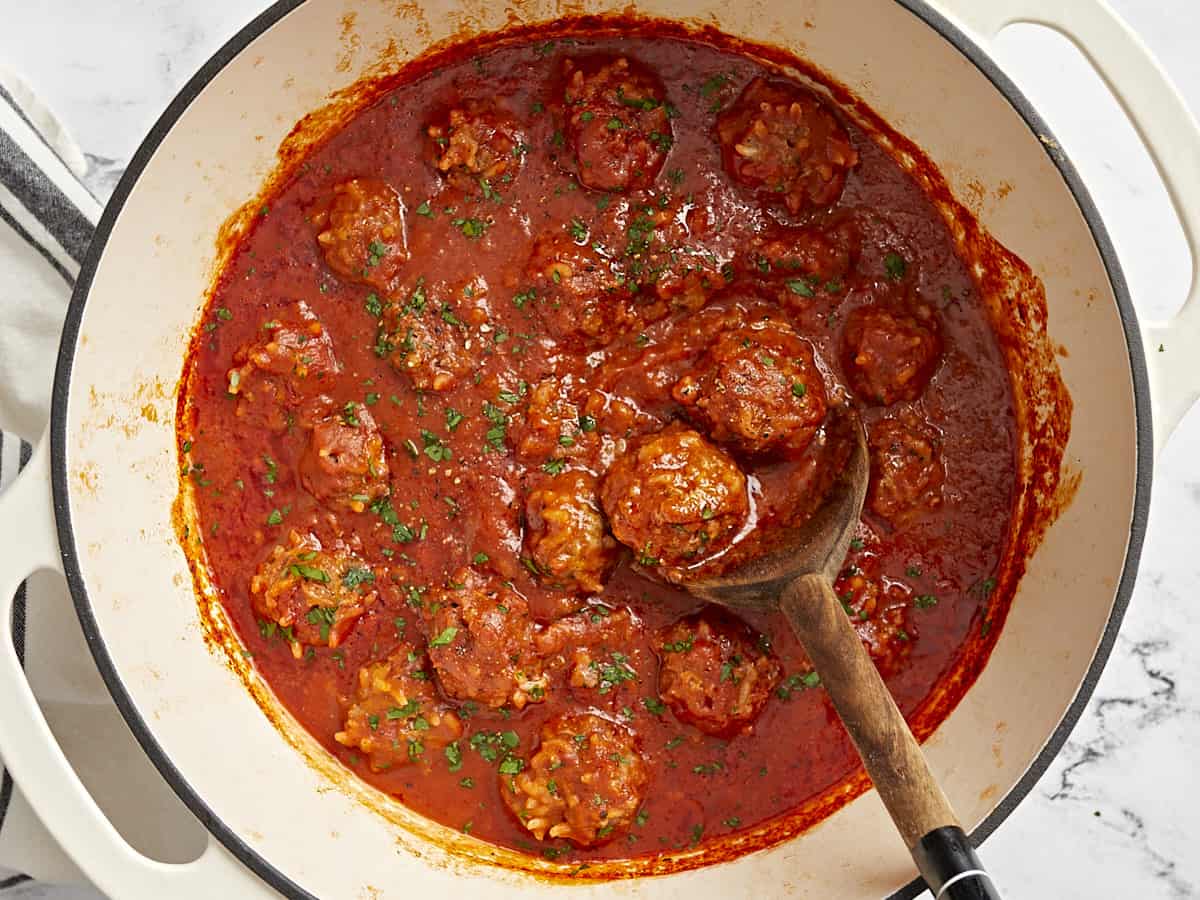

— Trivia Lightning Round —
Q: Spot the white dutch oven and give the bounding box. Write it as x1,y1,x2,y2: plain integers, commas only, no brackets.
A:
1,0,1197,897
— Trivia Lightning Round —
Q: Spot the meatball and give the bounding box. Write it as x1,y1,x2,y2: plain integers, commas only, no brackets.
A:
249,530,376,657
526,198,725,347
835,568,915,673
298,402,389,512
563,57,672,192
312,178,409,292
672,318,828,457
227,304,339,431
379,300,471,392
423,568,549,709
537,605,646,704
601,423,749,571
842,304,941,405
716,78,858,215
657,612,781,736
501,712,649,846
744,216,861,284
335,646,463,772
868,413,945,525
525,470,619,594
427,102,525,191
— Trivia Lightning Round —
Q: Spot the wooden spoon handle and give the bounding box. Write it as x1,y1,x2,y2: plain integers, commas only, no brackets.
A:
781,572,1001,898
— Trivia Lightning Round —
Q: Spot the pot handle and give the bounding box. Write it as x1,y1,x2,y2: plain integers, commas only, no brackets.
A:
0,436,274,898
941,0,1200,453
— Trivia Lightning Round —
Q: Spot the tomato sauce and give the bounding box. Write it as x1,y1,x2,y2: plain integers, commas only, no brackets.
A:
179,28,1016,865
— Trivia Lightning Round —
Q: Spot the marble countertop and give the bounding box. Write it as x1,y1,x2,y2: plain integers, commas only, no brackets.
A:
1,1,1197,896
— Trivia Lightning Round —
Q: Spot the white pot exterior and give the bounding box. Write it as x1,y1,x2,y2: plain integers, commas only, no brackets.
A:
19,0,1169,897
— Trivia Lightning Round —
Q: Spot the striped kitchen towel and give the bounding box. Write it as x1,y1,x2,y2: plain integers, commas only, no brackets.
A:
0,69,203,897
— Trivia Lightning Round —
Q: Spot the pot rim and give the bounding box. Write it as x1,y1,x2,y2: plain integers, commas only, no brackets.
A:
47,1,1153,897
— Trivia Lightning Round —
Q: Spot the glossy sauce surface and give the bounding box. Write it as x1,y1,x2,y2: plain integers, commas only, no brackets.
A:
181,31,1016,863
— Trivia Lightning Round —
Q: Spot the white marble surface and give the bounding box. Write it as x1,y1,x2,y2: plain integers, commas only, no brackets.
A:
1,0,1198,896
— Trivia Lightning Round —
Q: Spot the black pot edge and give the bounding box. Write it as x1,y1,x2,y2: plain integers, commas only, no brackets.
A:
46,1,1152,898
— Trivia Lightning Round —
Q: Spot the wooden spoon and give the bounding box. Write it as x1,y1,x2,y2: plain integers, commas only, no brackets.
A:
688,417,1001,900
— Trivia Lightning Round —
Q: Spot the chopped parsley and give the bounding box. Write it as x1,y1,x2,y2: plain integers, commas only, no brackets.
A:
662,633,694,654
341,567,375,589
786,278,815,298
421,429,453,462
642,697,666,716
452,217,488,239
591,652,637,694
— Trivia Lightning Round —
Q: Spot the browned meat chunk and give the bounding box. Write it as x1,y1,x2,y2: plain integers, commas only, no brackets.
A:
672,318,828,458
501,712,649,846
422,568,549,709
298,402,388,512
311,178,409,292
378,296,471,392
601,423,749,570
868,413,945,525
335,646,463,772
842,304,941,405
427,102,525,191
657,612,781,736
563,57,672,192
249,530,376,657
717,78,858,215
525,470,619,594
226,303,339,431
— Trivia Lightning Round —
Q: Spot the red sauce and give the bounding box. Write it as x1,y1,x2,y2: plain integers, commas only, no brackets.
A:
179,28,1016,865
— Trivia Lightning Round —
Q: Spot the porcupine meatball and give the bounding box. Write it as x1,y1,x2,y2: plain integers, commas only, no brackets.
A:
524,470,619,594
298,401,389,512
422,567,549,709
717,78,858,216
225,302,339,432
842,304,941,405
657,612,782,736
867,412,945,525
563,56,673,192
426,101,525,191
501,712,649,847
334,645,463,772
311,178,409,292
600,423,750,571
249,530,376,657
378,295,471,392
672,316,828,458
